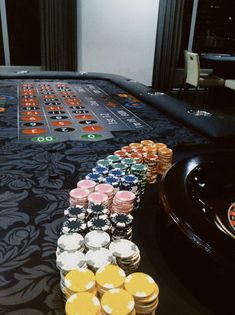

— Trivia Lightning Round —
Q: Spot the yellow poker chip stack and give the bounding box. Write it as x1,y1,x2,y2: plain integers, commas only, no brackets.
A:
65,292,101,315
63,268,96,299
101,288,135,315
96,264,126,297
124,273,159,315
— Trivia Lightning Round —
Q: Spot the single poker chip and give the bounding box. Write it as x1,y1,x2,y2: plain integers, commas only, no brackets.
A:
92,166,109,175
85,230,110,249
109,168,125,178
96,264,126,289
109,239,138,258
121,146,134,154
64,268,96,293
85,172,103,183
87,204,109,217
124,273,157,298
57,233,84,252
77,179,97,192
86,248,114,270
121,175,139,185
64,206,87,220
110,213,133,228
101,288,135,315
56,251,86,272
62,218,87,234
65,292,100,315
87,215,111,232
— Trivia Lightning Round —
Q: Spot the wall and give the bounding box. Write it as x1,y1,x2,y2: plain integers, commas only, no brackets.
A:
77,0,159,86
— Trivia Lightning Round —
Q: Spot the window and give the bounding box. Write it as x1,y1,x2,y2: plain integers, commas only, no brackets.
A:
193,0,235,54
4,0,41,66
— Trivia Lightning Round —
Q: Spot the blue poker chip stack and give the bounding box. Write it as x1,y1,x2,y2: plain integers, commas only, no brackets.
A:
109,168,125,178
92,166,109,176
103,176,120,191
85,172,103,183
120,175,139,193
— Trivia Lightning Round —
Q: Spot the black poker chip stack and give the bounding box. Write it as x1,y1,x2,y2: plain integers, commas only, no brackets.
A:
110,212,133,241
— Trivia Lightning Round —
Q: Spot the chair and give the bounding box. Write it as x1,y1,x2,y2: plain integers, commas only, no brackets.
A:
185,51,224,104
225,80,235,90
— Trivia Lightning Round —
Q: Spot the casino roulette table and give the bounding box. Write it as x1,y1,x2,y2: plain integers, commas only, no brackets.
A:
0,72,234,315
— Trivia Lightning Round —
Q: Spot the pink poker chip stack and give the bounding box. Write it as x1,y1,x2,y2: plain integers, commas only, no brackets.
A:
69,188,90,207
77,179,97,193
88,192,109,208
112,191,136,214
95,184,115,209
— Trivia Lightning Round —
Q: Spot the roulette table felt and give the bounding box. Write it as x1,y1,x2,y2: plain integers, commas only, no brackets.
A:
0,72,234,315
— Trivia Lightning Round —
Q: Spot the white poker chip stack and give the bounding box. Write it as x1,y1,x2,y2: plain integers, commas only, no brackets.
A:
85,248,115,272
56,251,87,294
84,230,111,251
56,233,85,257
109,239,141,275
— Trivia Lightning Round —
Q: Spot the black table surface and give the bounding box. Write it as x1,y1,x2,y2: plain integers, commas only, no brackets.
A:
200,53,235,78
0,72,232,315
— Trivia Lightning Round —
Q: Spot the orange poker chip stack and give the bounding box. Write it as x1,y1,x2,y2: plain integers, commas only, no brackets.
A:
157,147,173,175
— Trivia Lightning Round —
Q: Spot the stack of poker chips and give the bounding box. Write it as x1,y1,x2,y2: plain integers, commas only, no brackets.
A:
130,163,148,195
84,230,111,251
114,150,128,158
143,153,159,184
95,264,126,297
56,233,85,257
87,204,110,219
64,205,87,220
95,183,115,209
110,212,133,241
124,272,159,315
109,239,140,274
63,268,97,299
121,158,136,174
112,191,136,215
88,192,109,208
69,188,89,207
85,172,103,183
85,247,115,272
157,147,173,175
77,179,97,192
87,215,112,234
65,292,101,315
100,288,135,315
61,217,87,235
56,251,87,291
103,175,120,193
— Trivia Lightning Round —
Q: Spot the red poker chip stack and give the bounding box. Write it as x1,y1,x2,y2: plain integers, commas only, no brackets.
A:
111,191,136,214
121,146,134,154
69,188,90,207
88,192,109,208
113,150,127,158
127,152,144,164
77,179,97,193
95,184,115,209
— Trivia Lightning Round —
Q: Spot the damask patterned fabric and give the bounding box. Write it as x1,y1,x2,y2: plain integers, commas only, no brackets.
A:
0,79,209,314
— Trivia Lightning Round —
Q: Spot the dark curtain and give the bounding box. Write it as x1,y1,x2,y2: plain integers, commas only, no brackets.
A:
40,0,77,71
152,0,185,93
